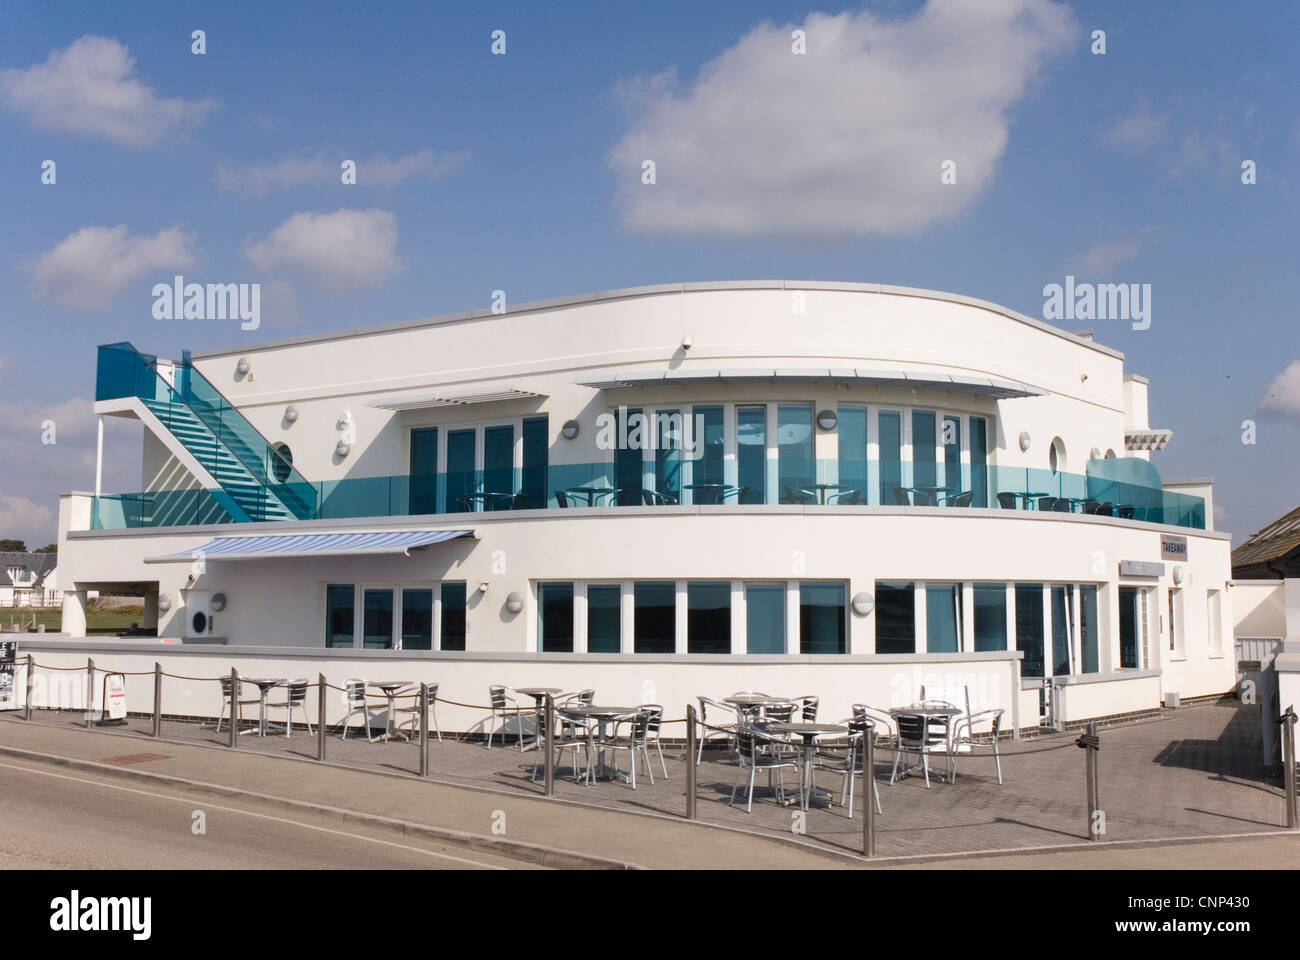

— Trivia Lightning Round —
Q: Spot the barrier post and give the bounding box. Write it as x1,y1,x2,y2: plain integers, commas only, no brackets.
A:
1281,706,1297,829
685,705,698,820
316,674,327,762
419,682,430,778
84,658,94,728
863,726,876,857
24,654,33,721
152,663,162,737
228,669,239,749
1076,721,1101,840
543,694,555,796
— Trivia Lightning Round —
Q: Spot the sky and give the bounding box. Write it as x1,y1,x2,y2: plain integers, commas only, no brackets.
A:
0,0,1297,550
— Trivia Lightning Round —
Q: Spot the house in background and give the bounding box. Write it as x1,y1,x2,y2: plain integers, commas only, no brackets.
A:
1231,505,1300,579
0,552,60,607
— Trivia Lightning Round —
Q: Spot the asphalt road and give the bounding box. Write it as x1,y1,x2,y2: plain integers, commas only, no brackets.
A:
0,759,539,870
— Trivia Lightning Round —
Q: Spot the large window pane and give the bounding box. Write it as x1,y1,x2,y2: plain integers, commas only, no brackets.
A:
973,583,1007,651
943,416,962,494
401,588,432,650
1050,584,1073,675
879,411,903,505
362,589,394,649
655,409,682,503
875,581,915,653
409,428,438,515
800,582,845,654
634,581,675,654
837,404,868,503
586,585,621,654
745,583,786,654
445,429,476,514
970,416,989,508
778,404,814,503
1015,583,1044,677
483,425,514,506
1079,584,1099,673
521,416,548,509
440,583,466,651
615,408,644,507
687,581,731,654
1119,586,1139,668
912,411,937,499
926,583,961,653
326,584,354,648
737,405,766,504
538,582,574,652
696,405,725,487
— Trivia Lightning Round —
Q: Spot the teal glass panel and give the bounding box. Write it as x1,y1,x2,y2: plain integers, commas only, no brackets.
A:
778,404,814,503
655,410,682,503
538,582,575,652
745,583,786,654
483,425,514,503
696,405,725,487
736,405,766,504
879,411,902,505
926,583,960,653
445,429,476,514
973,583,1007,651
912,410,937,497
800,582,845,654
325,584,354,648
634,581,675,654
522,416,548,509
401,589,432,650
409,427,438,515
969,416,989,508
837,405,868,504
687,581,730,654
586,585,622,654
1080,584,1099,673
943,415,962,493
615,408,645,507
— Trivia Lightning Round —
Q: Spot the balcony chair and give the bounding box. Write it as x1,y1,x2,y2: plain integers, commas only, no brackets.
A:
555,491,570,508
1053,498,1073,512
340,679,378,742
815,716,883,817
945,491,974,507
394,680,442,742
1117,504,1135,520
1037,496,1058,511
828,488,861,505
1094,501,1113,517
213,676,259,733
893,487,912,506
264,679,313,738
996,491,1019,509
696,696,741,762
642,489,677,506
921,683,1004,785
487,684,525,750
782,486,812,505
730,727,799,812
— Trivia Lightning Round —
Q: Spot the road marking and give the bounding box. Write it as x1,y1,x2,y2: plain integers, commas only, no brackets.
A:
0,760,514,870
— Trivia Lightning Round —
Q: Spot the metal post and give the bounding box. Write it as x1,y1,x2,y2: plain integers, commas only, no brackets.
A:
863,726,876,857
1078,720,1100,841
685,705,698,820
152,663,162,737
24,654,33,721
1281,707,1297,830
228,668,238,749
419,682,430,778
316,674,327,762
543,694,555,796
85,658,94,728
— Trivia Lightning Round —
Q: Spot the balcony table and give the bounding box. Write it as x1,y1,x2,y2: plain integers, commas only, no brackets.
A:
458,491,515,511
805,483,849,505
240,678,287,736
1018,491,1051,509
563,485,616,506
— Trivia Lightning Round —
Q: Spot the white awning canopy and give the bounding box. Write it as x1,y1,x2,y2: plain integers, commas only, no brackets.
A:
367,388,544,411
144,529,476,563
576,368,1044,400
1124,428,1173,451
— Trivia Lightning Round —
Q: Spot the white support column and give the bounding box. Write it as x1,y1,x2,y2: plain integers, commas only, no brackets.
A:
94,416,104,497
573,583,588,655
961,582,976,653
62,588,88,638
730,581,745,655
785,581,800,654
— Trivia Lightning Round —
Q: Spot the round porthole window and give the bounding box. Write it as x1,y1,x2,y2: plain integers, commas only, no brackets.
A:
1049,437,1066,475
270,442,293,483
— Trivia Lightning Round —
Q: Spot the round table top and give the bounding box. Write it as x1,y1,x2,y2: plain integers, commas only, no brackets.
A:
724,694,787,706
368,680,409,690
562,705,641,718
515,687,562,695
245,677,286,686
768,722,847,737
889,704,961,717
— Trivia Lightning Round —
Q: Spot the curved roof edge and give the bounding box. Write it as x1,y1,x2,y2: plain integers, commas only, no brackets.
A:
191,280,1124,362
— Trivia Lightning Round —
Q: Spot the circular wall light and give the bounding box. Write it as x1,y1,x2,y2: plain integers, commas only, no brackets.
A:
335,440,351,458
505,592,523,614
284,405,299,424
1019,431,1031,452
851,591,875,617
561,419,580,440
210,592,227,612
816,409,838,431
156,594,171,613
1090,447,1101,461
235,358,250,377
680,334,694,350
1172,566,1185,586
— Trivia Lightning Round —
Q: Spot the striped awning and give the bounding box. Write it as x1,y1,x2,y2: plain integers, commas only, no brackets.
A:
144,529,475,563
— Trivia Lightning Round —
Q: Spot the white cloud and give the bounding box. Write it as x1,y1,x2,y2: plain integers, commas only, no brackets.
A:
244,209,401,293
25,225,195,309
0,494,54,549
1258,361,1300,417
1068,237,1142,277
0,35,214,147
217,148,468,197
607,0,1075,238
1106,98,1167,149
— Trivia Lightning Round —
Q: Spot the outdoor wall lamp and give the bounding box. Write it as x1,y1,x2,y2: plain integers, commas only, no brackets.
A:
505,592,523,614
1019,431,1032,452
816,409,838,431
1090,447,1100,461
680,334,694,350
1172,566,1186,586
210,592,227,612
235,358,251,377
335,440,351,458
284,405,299,424
156,594,171,613
851,591,874,617
477,581,490,594
561,419,580,440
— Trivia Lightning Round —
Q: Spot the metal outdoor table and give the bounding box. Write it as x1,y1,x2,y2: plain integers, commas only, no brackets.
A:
889,704,962,783
724,694,788,721
564,486,615,506
768,722,848,809
459,491,514,511
369,681,413,742
515,687,563,752
560,706,640,781
241,678,287,736
683,482,727,504
1019,491,1050,509
805,483,848,504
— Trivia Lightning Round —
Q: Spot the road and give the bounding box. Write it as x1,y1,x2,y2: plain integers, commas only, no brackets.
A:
0,758,538,870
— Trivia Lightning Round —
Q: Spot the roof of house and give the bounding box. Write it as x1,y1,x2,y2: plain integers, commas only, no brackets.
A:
0,552,57,587
1231,505,1300,571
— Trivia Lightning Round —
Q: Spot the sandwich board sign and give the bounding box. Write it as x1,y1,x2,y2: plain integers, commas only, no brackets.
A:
100,672,127,724
0,641,16,711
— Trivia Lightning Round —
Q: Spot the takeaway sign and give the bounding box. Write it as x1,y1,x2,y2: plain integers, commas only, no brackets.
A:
1160,535,1188,561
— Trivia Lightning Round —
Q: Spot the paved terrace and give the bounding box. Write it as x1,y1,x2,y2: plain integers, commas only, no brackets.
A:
1,699,1290,862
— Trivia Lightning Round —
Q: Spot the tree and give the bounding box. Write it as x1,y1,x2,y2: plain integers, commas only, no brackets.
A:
0,539,27,552
34,544,57,554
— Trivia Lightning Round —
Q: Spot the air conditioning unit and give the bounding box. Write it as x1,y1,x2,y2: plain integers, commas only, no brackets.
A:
1163,691,1180,709
182,590,212,640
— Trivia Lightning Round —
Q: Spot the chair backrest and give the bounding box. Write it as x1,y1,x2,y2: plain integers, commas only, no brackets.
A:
1095,501,1113,517
921,684,971,718
698,696,735,724
511,492,528,510
1117,504,1135,519
219,676,233,696
895,713,928,747
765,701,796,723
795,695,819,721
843,488,861,505
1053,498,1072,512
893,487,912,506
1082,499,1100,514
344,679,367,705
286,679,307,706
952,491,974,507
1037,496,1057,511
555,491,569,508
577,688,595,705
489,684,508,709
996,491,1018,509
641,704,663,734
427,681,439,701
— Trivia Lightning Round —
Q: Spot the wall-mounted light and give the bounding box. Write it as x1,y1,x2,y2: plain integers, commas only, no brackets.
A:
680,334,694,350
1172,566,1185,586
235,358,251,377
335,440,351,458
156,594,171,613
284,405,299,424
210,592,227,612
816,409,838,431
561,419,580,440
505,592,523,614
1080,372,1089,382
1019,431,1032,452
1089,447,1100,461
851,591,875,617
477,581,490,594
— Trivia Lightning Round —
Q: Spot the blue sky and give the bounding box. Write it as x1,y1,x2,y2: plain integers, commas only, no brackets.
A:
0,0,1297,548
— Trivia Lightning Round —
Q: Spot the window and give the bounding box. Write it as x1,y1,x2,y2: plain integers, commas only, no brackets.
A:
401,588,433,650
926,583,961,653
1050,585,1073,675
879,411,903,505
912,410,937,497
586,585,622,653
973,583,1007,651
969,416,988,507
521,416,548,509
1119,586,1140,668
538,582,574,652
1079,584,1099,673
483,425,515,501
1168,588,1182,657
1049,436,1066,475
409,427,439,514
615,408,645,506
325,584,354,647
440,583,467,651
778,404,814,503
362,589,394,649
634,581,675,653
655,409,682,503
837,404,868,501
687,581,731,654
746,583,786,653
943,415,962,494
800,582,845,654
445,429,476,513
736,405,766,504
1015,584,1045,677
1208,590,1222,655
696,405,725,487
875,581,915,653
270,442,294,484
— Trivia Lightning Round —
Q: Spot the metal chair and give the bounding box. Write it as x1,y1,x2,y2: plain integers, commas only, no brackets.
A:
696,696,740,762
852,703,898,749
340,679,377,742
996,491,1019,509
950,708,1005,785
1037,496,1058,512
264,678,312,738
815,716,883,817
394,681,442,742
893,487,912,506
794,695,820,721
642,703,669,778
642,489,677,506
730,727,799,812
487,684,523,749
601,710,656,788
214,676,259,733
531,707,594,784
889,712,953,788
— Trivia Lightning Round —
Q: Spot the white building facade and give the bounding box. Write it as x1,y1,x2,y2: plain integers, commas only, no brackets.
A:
53,282,1234,733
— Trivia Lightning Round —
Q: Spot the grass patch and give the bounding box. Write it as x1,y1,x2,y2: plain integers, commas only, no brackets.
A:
2,608,151,636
